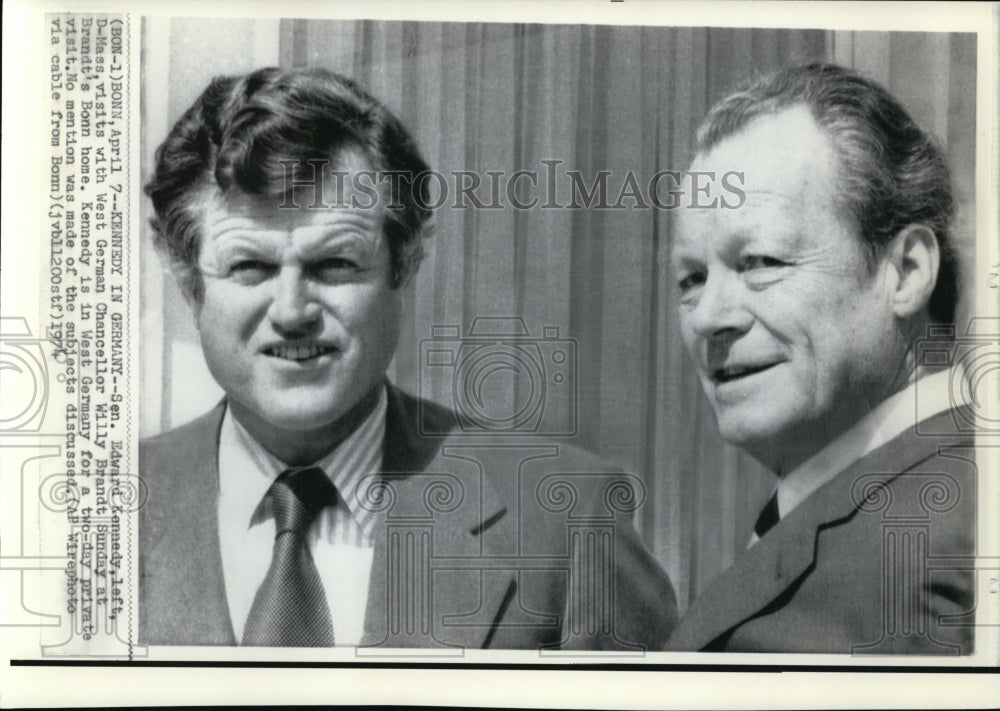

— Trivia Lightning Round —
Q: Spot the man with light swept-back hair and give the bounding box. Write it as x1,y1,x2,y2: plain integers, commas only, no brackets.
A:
140,66,677,650
667,63,976,654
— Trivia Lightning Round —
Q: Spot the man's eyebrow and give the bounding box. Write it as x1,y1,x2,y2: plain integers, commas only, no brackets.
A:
671,246,705,268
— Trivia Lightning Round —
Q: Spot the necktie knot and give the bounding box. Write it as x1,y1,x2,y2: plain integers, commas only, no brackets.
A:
269,466,337,538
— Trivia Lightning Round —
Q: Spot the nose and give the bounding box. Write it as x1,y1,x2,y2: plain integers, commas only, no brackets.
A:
684,270,752,341
267,266,322,336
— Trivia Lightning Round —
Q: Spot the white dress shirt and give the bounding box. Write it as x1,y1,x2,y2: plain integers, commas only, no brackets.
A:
217,386,387,644
749,367,969,547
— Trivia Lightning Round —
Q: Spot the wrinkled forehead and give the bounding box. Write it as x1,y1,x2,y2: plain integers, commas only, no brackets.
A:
678,106,845,242
693,105,841,203
194,148,386,243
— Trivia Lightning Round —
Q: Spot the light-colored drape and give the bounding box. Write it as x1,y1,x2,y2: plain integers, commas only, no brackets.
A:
141,19,976,610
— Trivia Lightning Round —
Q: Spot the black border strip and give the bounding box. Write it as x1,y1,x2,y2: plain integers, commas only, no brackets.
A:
10,660,999,672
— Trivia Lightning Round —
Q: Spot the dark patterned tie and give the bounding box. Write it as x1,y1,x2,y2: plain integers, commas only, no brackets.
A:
753,492,780,539
242,467,337,646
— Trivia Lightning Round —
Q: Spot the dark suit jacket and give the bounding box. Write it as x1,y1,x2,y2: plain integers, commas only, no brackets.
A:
667,407,977,654
140,385,677,650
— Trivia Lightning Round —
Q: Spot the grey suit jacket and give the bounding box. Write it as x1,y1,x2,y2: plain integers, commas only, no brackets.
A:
140,385,677,650
667,407,977,654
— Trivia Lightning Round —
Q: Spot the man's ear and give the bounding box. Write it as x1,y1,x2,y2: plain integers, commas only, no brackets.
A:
886,224,940,320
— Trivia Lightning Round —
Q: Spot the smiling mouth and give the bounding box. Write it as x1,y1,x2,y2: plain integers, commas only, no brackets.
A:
713,362,779,384
264,345,337,362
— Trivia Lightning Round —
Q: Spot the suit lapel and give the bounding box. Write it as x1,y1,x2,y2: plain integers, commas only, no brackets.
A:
668,408,970,651
144,402,234,645
188,404,236,644
360,386,514,650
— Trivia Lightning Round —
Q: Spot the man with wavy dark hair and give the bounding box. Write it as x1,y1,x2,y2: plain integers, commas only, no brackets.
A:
667,63,975,654
140,67,676,649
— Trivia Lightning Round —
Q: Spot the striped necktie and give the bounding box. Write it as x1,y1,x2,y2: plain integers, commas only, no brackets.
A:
242,467,336,646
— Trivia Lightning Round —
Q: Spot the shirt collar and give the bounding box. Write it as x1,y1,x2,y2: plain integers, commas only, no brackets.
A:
774,367,967,520
218,385,388,540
